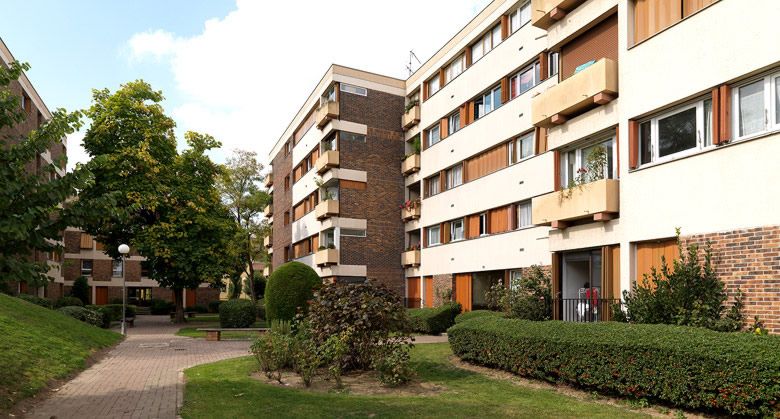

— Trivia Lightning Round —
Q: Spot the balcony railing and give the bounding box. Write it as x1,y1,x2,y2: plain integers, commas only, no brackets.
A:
402,105,420,130
401,249,421,267
263,204,273,217
401,154,420,175
401,202,421,221
315,199,339,220
531,0,588,30
315,248,339,266
554,298,621,322
532,178,619,228
316,100,339,128
532,58,618,128
315,150,340,174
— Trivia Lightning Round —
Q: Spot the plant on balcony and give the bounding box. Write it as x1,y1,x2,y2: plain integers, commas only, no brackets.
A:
399,199,421,211
560,145,608,200
484,266,552,321
405,244,420,252
404,99,419,113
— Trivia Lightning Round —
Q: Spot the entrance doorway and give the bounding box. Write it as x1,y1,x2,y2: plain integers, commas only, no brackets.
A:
553,245,620,322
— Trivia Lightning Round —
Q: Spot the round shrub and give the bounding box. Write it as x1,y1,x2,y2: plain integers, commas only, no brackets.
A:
17,294,53,309
58,306,104,328
208,300,222,313
408,302,462,334
150,298,174,315
264,262,322,322
219,299,256,328
55,296,84,308
454,309,504,324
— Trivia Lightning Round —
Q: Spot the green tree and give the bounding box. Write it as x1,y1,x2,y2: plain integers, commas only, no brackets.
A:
0,61,98,291
71,276,90,304
218,149,270,302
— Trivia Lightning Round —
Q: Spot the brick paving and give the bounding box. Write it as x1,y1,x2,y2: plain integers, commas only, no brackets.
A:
25,315,250,419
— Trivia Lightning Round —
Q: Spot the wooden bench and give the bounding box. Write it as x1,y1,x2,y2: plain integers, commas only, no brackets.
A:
197,328,269,341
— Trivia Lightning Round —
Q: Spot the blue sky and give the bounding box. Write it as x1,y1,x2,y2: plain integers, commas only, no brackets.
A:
3,0,490,170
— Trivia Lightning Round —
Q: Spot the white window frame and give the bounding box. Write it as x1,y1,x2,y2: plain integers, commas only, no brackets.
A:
476,85,502,119
445,54,465,84
427,124,441,147
478,213,488,237
451,218,465,242
428,174,440,196
81,259,93,276
341,228,366,238
340,83,367,96
112,259,123,277
428,76,441,96
427,225,441,246
446,164,463,190
731,73,779,141
560,136,618,187
340,131,366,143
517,201,532,229
638,98,713,166
448,112,460,135
509,1,531,34
321,229,336,248
471,24,501,64
510,62,539,99
548,52,559,79
516,131,535,161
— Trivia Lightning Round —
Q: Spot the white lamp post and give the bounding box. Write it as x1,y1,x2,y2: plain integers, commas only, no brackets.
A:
118,244,130,335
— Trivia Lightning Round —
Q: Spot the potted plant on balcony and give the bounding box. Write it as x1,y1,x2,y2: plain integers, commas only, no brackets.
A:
404,99,419,114
405,244,420,252
560,145,608,201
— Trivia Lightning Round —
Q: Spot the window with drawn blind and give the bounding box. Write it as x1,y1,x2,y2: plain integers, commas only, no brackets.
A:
465,143,508,182
633,0,718,45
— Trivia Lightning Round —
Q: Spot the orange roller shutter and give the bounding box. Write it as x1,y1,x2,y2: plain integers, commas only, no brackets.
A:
424,277,434,308
455,273,472,312
628,120,639,170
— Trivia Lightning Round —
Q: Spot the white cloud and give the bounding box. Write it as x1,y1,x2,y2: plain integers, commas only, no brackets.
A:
127,0,491,164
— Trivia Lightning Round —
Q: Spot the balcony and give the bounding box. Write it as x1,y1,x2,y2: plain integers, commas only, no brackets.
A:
401,154,420,175
262,266,270,276
315,200,339,220
263,204,273,217
531,0,587,30
401,250,420,267
531,58,618,128
531,179,619,228
264,174,273,188
315,150,340,174
263,235,272,249
402,105,420,130
316,101,339,129
401,202,421,221
315,248,339,266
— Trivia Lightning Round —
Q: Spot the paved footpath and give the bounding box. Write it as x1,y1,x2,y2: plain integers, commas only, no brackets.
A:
26,315,251,419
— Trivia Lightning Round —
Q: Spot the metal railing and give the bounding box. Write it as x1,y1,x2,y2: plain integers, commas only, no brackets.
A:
555,298,621,322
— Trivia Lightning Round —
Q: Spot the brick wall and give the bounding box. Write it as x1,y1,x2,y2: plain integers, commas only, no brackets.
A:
63,258,81,281
682,226,780,333
64,231,81,253
126,260,141,282
93,259,112,281
195,288,220,306
271,137,293,270
433,274,453,306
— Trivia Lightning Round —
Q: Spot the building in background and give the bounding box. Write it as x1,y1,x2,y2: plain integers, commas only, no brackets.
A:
0,36,67,299
267,0,780,332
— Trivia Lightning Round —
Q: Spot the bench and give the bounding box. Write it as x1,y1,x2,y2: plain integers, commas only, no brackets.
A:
124,316,135,327
170,311,197,319
197,328,269,341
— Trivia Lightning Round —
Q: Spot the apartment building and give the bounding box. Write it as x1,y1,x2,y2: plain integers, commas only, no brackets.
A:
0,37,67,299
61,228,219,306
265,66,407,295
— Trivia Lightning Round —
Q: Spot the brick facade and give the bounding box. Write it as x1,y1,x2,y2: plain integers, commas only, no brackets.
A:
432,274,453,306
271,135,293,269
92,259,112,281
125,260,142,282
682,226,780,333
64,230,81,253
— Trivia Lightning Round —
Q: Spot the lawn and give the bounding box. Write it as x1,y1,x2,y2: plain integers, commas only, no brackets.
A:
181,343,649,418
0,293,122,411
176,320,267,340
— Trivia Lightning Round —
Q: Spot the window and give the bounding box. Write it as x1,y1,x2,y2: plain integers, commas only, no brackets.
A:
340,83,367,96
428,174,440,196
448,112,460,135
479,213,488,236
141,261,151,277
321,229,336,248
427,225,441,246
321,133,338,152
548,52,559,78
341,228,366,237
730,73,780,140
509,1,531,33
285,140,292,156
517,201,532,228
451,218,465,241
633,0,718,45
471,24,501,63
639,98,713,165
445,54,465,84
81,260,93,276
510,63,540,99
426,124,441,147
340,131,366,143
112,260,123,277
509,132,535,164
322,84,336,104
560,137,617,187
428,76,441,96
445,164,463,190
284,211,290,226
284,175,290,191
474,85,502,120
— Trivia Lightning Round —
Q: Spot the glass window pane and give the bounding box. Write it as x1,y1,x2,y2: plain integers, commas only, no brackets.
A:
518,202,531,227
493,87,502,109
738,80,765,136
492,26,502,48
603,139,615,179
519,68,534,94
658,107,697,157
519,133,534,159
703,99,713,147
520,1,531,26
564,150,576,187
640,121,652,164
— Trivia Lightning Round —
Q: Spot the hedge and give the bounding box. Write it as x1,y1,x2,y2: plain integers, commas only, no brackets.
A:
55,296,83,308
17,294,53,309
264,262,321,322
58,306,104,328
454,309,504,324
208,300,221,313
448,317,780,416
86,304,136,321
219,299,256,328
408,302,461,334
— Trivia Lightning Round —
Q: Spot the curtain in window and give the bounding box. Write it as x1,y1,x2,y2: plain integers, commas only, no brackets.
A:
739,80,765,136
518,203,532,227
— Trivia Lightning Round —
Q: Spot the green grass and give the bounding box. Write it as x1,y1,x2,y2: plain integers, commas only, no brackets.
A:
0,293,122,411
176,320,267,340
181,343,649,418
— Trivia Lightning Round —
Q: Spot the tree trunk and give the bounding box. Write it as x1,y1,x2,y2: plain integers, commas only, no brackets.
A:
172,288,185,324
246,232,256,303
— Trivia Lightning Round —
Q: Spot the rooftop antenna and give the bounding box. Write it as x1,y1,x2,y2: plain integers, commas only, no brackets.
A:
406,50,421,76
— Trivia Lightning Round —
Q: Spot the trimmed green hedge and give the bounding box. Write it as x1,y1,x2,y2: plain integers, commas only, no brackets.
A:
219,299,256,328
86,304,136,322
55,296,83,308
264,262,321,322
454,309,504,324
408,302,461,334
17,294,53,309
57,306,104,328
448,317,780,416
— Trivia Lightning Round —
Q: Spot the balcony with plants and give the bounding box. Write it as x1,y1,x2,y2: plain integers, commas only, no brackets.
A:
401,136,421,175
402,100,420,130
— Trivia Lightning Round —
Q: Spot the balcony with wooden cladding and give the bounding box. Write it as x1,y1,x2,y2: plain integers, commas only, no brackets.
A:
531,179,619,229
264,174,273,188
401,202,421,222
263,204,273,218
315,248,339,266
531,0,588,30
315,150,340,174
401,154,420,175
316,101,339,128
402,105,420,130
401,250,420,267
532,58,618,128
315,200,339,220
